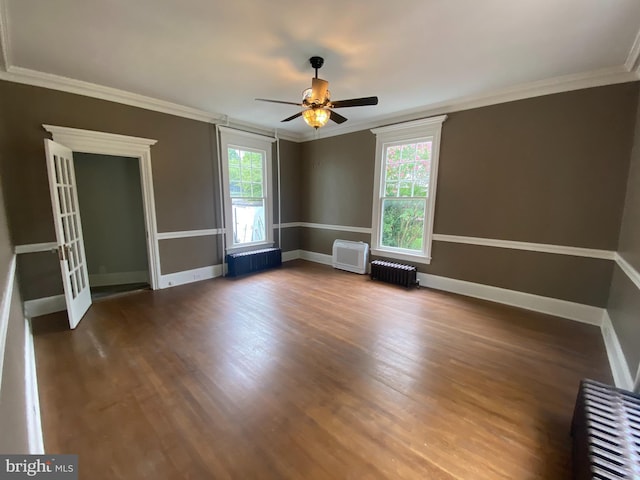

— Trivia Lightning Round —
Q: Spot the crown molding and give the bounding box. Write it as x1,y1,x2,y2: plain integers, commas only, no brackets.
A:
0,65,225,123
299,66,639,142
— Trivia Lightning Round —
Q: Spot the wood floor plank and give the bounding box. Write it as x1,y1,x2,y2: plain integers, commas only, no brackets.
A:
32,260,612,479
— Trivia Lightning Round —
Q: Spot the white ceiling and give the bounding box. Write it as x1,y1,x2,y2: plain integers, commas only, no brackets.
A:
1,0,640,141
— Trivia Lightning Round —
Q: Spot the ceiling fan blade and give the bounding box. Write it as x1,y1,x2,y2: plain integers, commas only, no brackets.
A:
329,110,348,124
330,96,379,108
281,111,303,122
255,98,302,106
311,78,329,104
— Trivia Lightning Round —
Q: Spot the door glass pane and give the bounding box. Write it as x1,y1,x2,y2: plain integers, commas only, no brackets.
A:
62,216,70,244
381,198,426,251
54,156,61,184
70,271,77,298
65,188,73,219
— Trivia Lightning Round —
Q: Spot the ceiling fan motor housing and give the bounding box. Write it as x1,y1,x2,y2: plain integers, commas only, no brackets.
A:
309,56,324,72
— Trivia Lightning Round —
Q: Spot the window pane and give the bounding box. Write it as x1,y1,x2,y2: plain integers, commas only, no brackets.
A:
415,160,430,183
251,167,263,183
241,165,252,182
387,145,402,161
401,144,416,161
228,148,240,165
413,183,428,197
381,198,425,251
398,181,413,197
232,198,265,244
385,164,399,182
399,163,414,182
230,181,241,197
385,182,398,196
252,183,263,197
240,151,253,169
229,165,241,182
251,154,262,169
417,142,431,160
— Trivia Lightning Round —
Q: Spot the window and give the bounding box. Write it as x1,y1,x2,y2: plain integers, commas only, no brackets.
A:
219,127,275,251
371,116,446,264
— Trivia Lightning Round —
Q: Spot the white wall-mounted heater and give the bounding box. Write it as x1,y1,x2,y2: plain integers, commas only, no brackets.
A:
332,240,369,274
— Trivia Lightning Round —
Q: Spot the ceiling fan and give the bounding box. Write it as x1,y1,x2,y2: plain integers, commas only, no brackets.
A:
256,56,379,130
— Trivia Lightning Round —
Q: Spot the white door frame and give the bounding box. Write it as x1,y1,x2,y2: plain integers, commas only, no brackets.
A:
43,125,161,290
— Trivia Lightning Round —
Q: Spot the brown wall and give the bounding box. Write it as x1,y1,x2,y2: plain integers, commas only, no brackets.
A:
436,86,636,248
608,88,640,378
159,236,221,275
299,83,638,307
301,130,376,227
278,140,302,224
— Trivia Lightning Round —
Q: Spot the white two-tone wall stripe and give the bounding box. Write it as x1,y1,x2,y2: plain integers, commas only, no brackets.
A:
156,228,224,240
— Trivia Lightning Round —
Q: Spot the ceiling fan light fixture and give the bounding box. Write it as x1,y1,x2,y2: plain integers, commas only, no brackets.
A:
302,108,330,129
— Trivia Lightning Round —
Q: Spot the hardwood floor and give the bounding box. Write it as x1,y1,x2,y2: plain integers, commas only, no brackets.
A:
32,260,612,479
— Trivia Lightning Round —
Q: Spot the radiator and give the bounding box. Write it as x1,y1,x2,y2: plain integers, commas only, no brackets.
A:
332,240,369,274
226,247,282,277
370,260,418,288
571,379,640,479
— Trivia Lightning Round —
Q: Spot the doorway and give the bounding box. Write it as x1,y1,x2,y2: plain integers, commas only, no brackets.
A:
43,125,161,328
74,153,150,299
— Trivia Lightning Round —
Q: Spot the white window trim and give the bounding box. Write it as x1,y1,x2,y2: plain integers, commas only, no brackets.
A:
218,126,276,253
370,115,447,264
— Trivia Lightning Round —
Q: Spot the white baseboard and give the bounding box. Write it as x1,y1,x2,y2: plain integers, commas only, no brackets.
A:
282,250,301,262
299,250,332,265
25,319,45,454
158,264,223,289
23,294,66,318
416,272,605,326
601,312,634,390
89,270,149,287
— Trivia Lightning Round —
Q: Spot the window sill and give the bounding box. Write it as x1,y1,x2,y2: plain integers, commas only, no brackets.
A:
226,241,275,255
371,248,431,265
